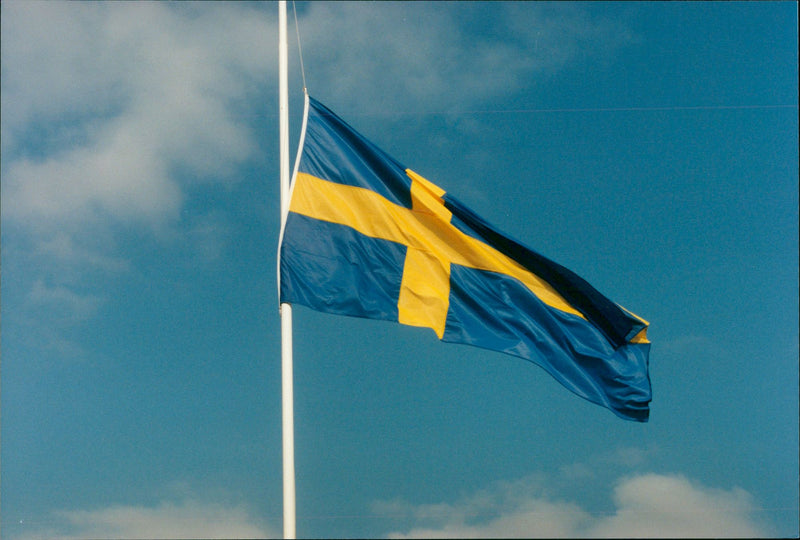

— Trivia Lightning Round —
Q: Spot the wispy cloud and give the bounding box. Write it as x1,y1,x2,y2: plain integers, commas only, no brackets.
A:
379,472,769,538
296,2,634,114
15,498,276,540
28,278,105,322
35,232,130,274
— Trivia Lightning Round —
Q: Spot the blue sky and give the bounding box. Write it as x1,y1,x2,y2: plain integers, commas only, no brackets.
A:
1,2,797,538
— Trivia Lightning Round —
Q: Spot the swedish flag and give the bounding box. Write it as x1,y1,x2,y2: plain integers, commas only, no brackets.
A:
279,96,652,421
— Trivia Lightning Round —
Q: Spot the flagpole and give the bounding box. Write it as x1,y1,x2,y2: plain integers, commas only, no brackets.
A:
278,1,296,538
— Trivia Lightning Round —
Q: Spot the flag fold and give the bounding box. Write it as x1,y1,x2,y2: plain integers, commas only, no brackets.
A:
279,95,651,421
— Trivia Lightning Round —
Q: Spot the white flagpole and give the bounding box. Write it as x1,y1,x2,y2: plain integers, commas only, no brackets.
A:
278,1,296,538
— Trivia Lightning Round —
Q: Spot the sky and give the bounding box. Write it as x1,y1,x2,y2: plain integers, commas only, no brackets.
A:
1,1,797,538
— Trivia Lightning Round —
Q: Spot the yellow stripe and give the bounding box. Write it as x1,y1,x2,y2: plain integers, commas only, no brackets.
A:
290,172,584,329
398,248,451,338
619,306,650,343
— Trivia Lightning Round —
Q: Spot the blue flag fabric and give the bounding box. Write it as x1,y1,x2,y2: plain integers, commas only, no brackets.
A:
279,96,652,421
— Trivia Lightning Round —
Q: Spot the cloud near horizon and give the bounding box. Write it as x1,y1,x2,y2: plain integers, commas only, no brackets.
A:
15,498,276,540
14,471,769,540
380,472,769,538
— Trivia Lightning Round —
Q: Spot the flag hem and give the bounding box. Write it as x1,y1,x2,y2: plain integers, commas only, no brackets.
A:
277,90,311,305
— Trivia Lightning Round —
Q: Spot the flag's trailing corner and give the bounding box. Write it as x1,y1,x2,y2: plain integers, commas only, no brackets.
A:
278,96,652,422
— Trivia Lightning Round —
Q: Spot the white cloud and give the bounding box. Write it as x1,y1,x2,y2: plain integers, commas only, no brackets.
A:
16,498,277,540
1,1,272,228
381,473,769,538
590,474,766,538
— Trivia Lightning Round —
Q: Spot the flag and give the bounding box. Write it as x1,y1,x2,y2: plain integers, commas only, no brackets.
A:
279,96,652,421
